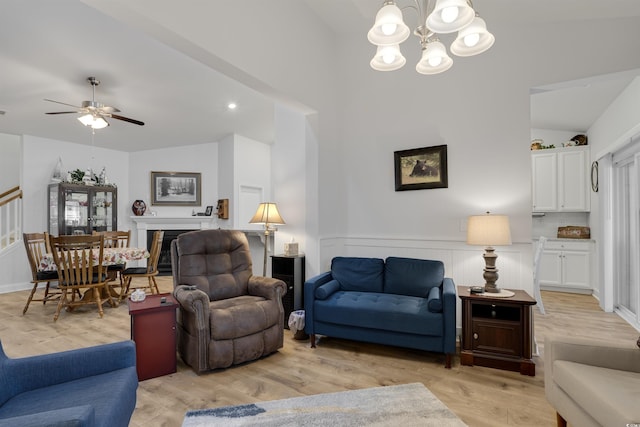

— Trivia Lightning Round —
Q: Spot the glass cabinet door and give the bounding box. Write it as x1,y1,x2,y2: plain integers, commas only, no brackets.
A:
91,190,114,232
63,187,90,235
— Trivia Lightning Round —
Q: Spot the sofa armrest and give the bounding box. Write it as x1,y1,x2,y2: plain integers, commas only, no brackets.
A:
545,335,640,376
0,405,95,427
303,272,334,335
248,276,287,300
442,278,456,355
1,341,135,398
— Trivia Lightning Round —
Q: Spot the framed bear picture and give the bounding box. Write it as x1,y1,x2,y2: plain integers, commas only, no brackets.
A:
394,145,448,191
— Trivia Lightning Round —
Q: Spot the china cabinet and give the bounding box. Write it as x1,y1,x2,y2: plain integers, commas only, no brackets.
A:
48,183,117,236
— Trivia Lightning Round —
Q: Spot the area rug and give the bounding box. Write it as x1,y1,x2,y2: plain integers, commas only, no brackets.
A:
182,382,467,426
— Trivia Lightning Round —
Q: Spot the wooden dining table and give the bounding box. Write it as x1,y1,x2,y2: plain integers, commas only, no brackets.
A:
38,247,150,272
39,247,151,303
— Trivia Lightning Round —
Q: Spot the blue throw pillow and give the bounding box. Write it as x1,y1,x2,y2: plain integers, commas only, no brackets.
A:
331,257,384,292
315,280,341,300
427,286,443,312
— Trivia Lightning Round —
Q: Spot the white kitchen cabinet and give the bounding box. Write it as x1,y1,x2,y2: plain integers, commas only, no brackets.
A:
538,239,592,293
531,146,590,212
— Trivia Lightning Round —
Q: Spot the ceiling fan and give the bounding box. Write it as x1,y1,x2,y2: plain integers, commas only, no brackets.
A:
44,76,144,129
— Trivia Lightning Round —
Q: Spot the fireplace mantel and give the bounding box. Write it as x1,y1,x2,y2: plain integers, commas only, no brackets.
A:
130,216,216,249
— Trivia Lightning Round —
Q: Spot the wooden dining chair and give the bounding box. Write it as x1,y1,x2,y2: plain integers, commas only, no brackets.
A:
49,234,116,321
22,232,61,314
93,230,131,290
121,230,164,300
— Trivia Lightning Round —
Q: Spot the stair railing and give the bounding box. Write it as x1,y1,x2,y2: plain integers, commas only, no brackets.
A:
0,186,23,252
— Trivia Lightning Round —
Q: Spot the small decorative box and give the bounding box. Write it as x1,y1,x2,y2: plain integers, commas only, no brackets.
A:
284,242,299,256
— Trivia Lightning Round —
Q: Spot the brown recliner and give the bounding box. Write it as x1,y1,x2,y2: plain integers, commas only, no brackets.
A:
171,229,286,373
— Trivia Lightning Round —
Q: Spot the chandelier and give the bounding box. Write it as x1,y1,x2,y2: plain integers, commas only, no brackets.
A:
368,0,494,75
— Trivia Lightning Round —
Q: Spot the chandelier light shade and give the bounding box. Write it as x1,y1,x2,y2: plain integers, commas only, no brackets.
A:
466,212,512,293
371,44,407,71
416,39,453,74
425,0,475,34
450,15,495,56
249,202,285,276
367,2,411,45
368,0,494,75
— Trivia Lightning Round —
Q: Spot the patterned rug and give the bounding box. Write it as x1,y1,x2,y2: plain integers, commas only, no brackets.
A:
182,382,467,426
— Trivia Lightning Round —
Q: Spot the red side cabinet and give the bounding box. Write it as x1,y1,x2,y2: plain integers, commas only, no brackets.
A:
128,293,178,381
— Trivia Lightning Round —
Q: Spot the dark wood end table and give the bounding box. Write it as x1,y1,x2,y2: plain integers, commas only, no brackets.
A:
458,286,537,376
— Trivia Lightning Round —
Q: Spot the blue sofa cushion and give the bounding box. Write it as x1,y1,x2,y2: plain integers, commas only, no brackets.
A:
314,291,443,336
427,286,442,312
384,257,444,297
331,257,384,293
315,280,341,300
0,368,138,427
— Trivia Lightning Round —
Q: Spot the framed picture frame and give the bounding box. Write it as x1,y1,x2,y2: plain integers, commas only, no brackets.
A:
394,145,448,191
204,205,213,216
151,171,202,206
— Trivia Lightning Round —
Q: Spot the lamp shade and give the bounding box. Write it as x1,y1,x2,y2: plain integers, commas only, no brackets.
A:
249,202,285,226
416,39,453,75
370,44,406,71
426,0,476,34
467,213,512,246
367,2,410,46
450,16,495,57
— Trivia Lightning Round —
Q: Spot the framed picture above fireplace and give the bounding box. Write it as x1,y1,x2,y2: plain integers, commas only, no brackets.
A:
151,171,201,206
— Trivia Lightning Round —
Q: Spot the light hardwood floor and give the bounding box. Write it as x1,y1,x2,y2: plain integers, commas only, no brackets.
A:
1,277,638,426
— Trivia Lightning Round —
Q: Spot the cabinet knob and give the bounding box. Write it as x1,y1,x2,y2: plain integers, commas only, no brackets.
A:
473,333,478,340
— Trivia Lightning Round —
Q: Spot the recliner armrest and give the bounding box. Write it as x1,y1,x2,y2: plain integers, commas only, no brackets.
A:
174,285,210,316
248,276,286,300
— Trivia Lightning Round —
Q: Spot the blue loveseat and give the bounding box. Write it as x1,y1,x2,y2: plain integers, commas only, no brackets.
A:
304,256,456,368
0,340,138,427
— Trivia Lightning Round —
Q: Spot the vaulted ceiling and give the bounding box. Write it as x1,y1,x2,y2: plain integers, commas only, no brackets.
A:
1,0,639,151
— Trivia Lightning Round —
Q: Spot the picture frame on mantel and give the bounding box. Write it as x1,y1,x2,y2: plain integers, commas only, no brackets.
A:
394,145,448,191
151,171,202,206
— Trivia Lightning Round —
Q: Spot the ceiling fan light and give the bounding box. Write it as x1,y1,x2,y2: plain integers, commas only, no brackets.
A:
450,16,495,57
416,40,453,75
91,117,109,129
426,0,475,34
367,2,410,46
77,113,94,127
370,44,406,71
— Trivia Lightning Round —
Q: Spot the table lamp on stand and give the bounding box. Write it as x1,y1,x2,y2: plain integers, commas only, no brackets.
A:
249,202,285,276
466,212,512,293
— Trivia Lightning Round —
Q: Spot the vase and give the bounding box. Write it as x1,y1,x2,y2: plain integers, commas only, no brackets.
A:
132,200,146,216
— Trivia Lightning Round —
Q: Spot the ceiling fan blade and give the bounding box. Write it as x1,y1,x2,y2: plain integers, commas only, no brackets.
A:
45,111,78,115
111,114,145,126
44,99,81,109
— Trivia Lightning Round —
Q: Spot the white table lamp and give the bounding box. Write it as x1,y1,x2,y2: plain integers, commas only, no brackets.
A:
467,212,512,293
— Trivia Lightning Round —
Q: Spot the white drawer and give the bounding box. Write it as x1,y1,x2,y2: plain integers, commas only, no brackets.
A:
543,239,592,251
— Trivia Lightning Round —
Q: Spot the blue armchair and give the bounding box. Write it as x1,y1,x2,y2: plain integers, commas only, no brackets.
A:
0,340,138,427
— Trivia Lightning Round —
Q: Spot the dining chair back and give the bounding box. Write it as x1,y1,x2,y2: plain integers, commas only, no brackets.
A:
49,234,115,321
121,230,164,299
93,230,131,286
22,232,60,314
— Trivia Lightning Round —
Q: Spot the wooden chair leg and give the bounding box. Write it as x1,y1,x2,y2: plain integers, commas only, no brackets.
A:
94,288,104,318
53,290,67,322
23,283,39,315
556,412,567,427
150,276,159,294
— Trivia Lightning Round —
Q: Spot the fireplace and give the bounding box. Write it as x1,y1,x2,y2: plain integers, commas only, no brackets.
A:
147,229,196,275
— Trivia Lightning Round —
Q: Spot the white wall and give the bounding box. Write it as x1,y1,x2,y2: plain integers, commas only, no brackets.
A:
587,77,640,310
0,133,21,190
128,142,219,246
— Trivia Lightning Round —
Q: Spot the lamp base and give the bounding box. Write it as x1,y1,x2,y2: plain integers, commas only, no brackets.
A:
482,246,500,293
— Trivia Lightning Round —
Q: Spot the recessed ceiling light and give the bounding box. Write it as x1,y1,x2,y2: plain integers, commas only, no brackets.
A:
227,102,237,110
